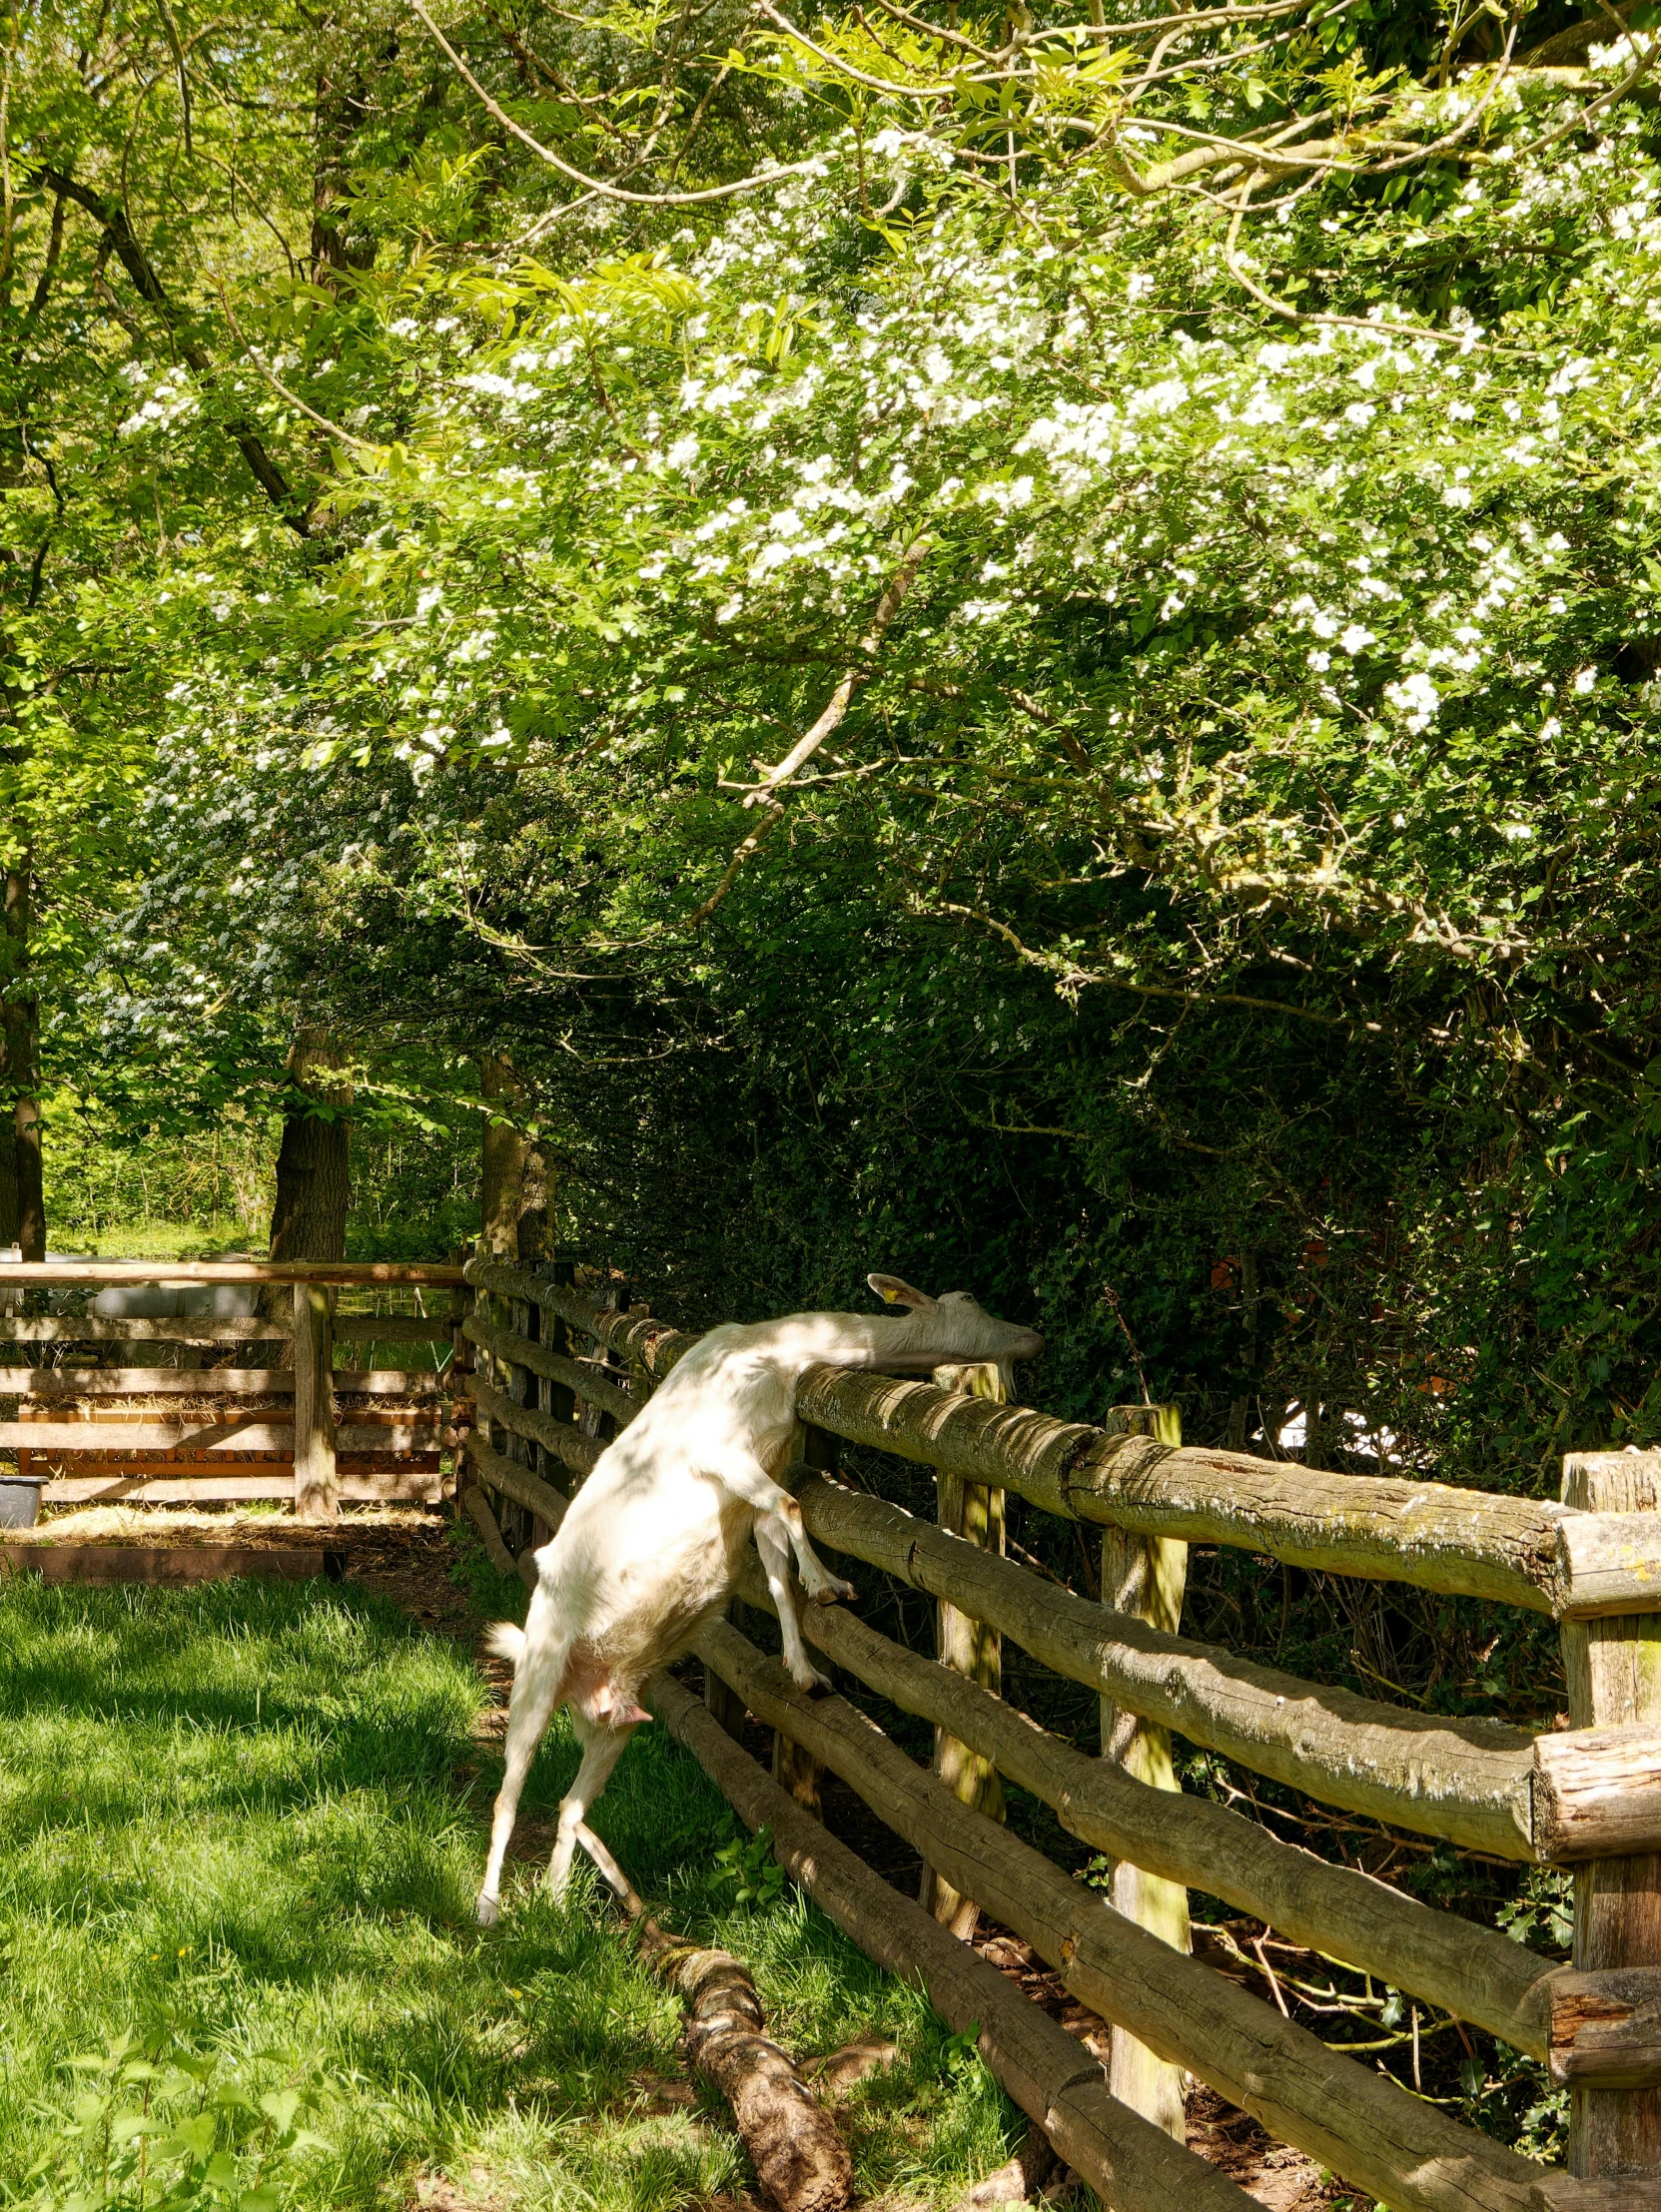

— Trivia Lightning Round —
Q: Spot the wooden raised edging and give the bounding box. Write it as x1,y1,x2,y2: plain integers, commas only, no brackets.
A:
0,1545,339,1585
695,1620,1653,2212
648,1670,1257,2212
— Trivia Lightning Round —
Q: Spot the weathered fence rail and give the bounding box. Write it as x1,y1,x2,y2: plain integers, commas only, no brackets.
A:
0,1260,465,1519
457,1254,1661,2209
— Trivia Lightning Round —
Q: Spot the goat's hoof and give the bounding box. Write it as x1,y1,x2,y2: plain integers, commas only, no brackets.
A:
790,1664,834,1697
812,1577,858,1608
475,1893,500,1927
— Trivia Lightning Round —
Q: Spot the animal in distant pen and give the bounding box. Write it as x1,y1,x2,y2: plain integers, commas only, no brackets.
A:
475,1272,1044,1923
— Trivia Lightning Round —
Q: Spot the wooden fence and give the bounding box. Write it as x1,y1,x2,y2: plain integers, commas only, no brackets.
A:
0,1260,465,1519
458,1254,1661,2212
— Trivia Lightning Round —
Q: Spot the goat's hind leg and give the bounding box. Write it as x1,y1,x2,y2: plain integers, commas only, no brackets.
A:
478,1668,562,1927
755,1517,834,1695
548,1712,638,1898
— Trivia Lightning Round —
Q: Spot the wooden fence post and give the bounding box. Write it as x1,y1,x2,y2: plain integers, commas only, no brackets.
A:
292,1281,338,1524
771,1422,839,1810
1101,1402,1189,2141
921,1363,1007,1939
1561,1449,1661,2184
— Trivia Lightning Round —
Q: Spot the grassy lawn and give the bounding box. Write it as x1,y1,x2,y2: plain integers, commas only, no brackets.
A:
0,1565,1019,2212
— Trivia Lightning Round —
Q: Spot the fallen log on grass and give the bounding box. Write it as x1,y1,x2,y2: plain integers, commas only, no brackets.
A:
573,1810,852,2212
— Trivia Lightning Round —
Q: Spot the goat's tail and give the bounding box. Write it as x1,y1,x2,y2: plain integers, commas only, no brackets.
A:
483,1620,526,1668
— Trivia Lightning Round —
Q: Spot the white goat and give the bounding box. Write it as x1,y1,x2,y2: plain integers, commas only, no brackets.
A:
475,1272,1044,1924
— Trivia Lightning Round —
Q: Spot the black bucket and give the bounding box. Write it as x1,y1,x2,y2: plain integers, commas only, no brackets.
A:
0,1475,46,1530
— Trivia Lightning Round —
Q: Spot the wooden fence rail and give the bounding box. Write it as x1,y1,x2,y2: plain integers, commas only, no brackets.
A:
456,1257,1661,2207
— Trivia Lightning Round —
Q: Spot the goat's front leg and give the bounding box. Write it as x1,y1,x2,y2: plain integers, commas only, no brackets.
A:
548,1713,637,1898
755,1517,834,1695
720,1453,857,1609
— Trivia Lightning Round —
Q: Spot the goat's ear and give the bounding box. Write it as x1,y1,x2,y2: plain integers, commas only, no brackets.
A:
868,1272,937,1311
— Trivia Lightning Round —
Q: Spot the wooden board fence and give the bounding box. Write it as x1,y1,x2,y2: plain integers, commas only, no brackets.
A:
459,1254,1661,2208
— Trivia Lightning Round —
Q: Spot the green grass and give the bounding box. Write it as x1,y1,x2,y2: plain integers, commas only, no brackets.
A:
0,1566,1021,2212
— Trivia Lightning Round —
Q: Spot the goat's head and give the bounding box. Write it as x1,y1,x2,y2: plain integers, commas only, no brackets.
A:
867,1273,1044,1369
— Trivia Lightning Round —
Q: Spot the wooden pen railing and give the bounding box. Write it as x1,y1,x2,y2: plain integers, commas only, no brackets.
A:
0,1260,466,1520
457,1256,1661,2212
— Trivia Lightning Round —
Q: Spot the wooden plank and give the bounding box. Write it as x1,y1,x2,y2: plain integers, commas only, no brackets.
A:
649,1670,1258,2212
790,1470,1541,1858
0,1261,464,1285
726,1546,1557,2057
921,1363,1006,1939
0,1317,291,1343
331,1317,452,1344
0,1545,333,1585
39,1467,443,1503
0,1369,446,1396
1560,1452,1661,2180
696,1620,1619,2212
1,1419,299,1450
1099,1404,1190,2141
0,1417,446,1453
0,1369,301,1394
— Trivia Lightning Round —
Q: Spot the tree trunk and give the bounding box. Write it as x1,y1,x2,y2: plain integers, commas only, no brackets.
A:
0,1106,16,1249
268,1029,352,1261
2,861,42,1260
480,1056,533,1259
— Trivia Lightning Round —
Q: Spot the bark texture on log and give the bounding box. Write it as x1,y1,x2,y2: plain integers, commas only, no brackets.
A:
1551,1970,1661,2089
463,1313,640,1424
464,1430,573,1533
2,861,43,1261
1561,1453,1661,2181
790,1471,1538,1857
570,1792,851,2212
651,1930,852,2212
725,1548,1555,2057
695,1620,1633,2212
471,1274,1661,1621
650,1671,1257,2212
466,1371,604,1480
479,1056,533,1260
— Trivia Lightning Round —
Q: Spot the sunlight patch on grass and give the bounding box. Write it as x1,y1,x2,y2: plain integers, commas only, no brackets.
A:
0,1566,1023,2212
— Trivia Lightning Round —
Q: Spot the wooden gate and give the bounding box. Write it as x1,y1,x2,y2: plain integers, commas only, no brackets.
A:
0,1260,465,1520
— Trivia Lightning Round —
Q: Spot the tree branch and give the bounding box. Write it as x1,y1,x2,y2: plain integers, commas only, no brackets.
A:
30,163,309,533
